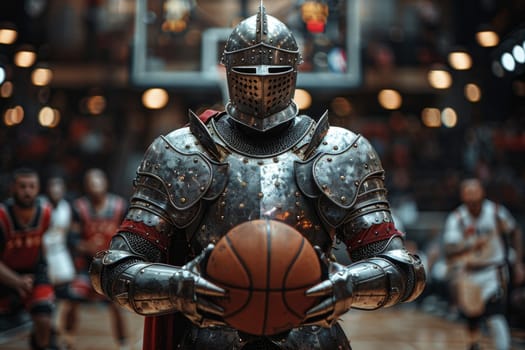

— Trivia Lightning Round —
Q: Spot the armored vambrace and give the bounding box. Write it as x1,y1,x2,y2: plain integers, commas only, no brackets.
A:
306,246,426,326
89,246,225,327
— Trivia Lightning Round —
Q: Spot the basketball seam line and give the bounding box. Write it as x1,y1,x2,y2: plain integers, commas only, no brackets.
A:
222,234,253,319
282,236,307,320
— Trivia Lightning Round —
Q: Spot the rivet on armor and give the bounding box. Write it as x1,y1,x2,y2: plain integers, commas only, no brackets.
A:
375,231,379,235
200,186,205,192
295,201,301,207
357,240,362,244
322,184,327,190
296,216,301,221
193,158,198,163
201,225,206,231
333,145,339,150
295,191,300,197
180,197,187,203
341,196,346,202
167,183,172,188
155,240,159,243
220,216,224,220
327,157,332,162
354,143,358,147
241,181,247,187
179,175,185,181
146,232,149,236
239,203,245,209
322,141,328,145
340,175,345,181
364,164,369,169
220,201,226,206
257,192,263,198
257,160,264,165
154,164,159,169
242,158,249,164
275,181,280,187
354,181,359,186
273,157,279,163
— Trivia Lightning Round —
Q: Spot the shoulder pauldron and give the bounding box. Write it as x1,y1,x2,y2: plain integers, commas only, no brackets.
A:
137,133,229,212
295,129,384,226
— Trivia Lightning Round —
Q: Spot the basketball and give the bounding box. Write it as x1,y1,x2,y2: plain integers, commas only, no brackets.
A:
205,219,322,335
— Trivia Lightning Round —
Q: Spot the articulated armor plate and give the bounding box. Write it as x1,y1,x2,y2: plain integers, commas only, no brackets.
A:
90,109,425,348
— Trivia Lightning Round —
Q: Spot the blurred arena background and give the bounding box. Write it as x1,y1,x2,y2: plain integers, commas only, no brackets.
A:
0,1,524,349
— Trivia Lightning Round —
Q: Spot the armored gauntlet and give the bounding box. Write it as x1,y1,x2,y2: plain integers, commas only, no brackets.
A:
304,248,425,327
90,244,225,327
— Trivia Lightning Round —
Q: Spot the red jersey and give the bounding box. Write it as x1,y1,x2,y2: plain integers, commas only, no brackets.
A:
73,194,127,264
0,198,52,272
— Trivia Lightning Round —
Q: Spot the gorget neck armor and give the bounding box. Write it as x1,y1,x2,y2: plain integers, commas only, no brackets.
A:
212,114,313,158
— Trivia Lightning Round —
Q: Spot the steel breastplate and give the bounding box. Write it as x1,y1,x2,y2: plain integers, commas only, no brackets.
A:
190,115,333,253
138,113,380,257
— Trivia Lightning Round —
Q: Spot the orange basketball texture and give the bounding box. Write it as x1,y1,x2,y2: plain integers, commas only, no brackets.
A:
205,219,322,335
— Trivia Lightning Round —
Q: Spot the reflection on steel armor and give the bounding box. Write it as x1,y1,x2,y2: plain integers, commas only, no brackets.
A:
89,4,426,350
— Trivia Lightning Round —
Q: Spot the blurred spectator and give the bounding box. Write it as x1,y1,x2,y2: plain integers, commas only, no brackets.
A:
0,168,59,349
443,178,524,350
61,168,129,349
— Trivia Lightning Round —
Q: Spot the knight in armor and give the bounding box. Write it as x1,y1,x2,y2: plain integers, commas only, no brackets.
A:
90,5,426,349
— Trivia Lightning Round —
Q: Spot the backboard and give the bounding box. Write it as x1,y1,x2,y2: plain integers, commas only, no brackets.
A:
131,0,362,90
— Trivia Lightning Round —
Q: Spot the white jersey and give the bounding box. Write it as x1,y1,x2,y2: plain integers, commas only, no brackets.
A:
43,198,76,284
443,199,515,301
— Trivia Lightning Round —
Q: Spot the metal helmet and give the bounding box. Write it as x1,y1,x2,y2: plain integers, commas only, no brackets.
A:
221,4,302,132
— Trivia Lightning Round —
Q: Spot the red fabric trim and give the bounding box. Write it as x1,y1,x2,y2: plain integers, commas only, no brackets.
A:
118,219,168,251
198,109,221,123
143,315,174,350
345,222,404,251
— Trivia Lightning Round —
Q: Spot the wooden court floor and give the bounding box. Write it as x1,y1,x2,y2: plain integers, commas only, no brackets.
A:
1,302,524,350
